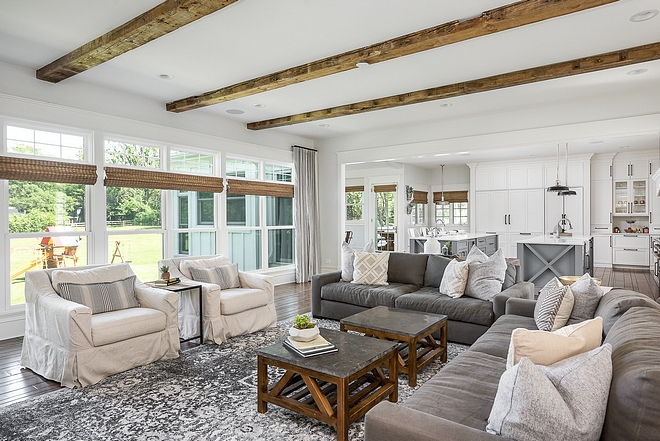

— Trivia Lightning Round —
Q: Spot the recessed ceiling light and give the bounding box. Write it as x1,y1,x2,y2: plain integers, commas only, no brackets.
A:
630,10,658,22
226,109,244,115
627,69,648,76
158,74,174,80
458,152,470,156
589,140,604,144
529,154,537,157
434,153,450,157
439,103,453,107
253,104,266,108
356,61,370,69
319,124,330,127
620,145,630,149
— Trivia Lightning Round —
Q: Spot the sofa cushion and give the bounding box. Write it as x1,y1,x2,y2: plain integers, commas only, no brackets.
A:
567,273,604,325
321,282,418,308
464,248,507,301
595,288,660,336
601,307,660,441
219,288,270,315
387,252,428,286
58,276,139,314
179,255,231,280
469,314,537,360
189,263,241,289
423,255,452,288
439,259,469,298
487,344,612,441
403,350,506,431
352,251,390,285
52,264,131,294
395,287,495,327
91,307,166,346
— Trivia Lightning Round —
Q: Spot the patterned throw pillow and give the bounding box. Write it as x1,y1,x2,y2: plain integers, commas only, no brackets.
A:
189,263,242,289
534,278,573,332
487,345,612,441
351,251,389,285
567,273,604,325
58,275,139,314
439,259,469,298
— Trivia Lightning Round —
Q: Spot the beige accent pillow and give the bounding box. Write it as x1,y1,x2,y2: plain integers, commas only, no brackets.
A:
179,255,230,279
351,251,389,285
552,287,574,331
439,259,469,298
506,317,603,369
52,264,131,294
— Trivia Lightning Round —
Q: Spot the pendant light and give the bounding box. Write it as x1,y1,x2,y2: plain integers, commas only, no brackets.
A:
558,142,577,196
437,164,449,205
547,143,570,192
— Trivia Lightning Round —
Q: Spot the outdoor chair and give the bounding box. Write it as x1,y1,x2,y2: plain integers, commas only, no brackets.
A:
21,263,180,388
159,255,277,344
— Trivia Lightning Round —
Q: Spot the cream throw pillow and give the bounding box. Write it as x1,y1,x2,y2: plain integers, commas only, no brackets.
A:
439,259,469,298
351,251,389,285
180,255,230,279
506,317,603,369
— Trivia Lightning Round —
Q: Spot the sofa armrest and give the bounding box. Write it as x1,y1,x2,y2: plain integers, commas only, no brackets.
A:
505,297,537,318
239,271,274,302
311,271,342,317
492,281,534,319
365,402,501,441
134,282,179,327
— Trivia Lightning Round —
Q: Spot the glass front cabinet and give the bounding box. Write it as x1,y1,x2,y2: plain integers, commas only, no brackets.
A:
614,179,647,215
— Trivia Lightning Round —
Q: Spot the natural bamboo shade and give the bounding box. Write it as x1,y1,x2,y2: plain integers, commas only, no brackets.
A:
433,190,468,204
412,190,428,204
104,167,224,192
227,178,294,198
345,185,365,193
374,184,397,193
0,156,97,185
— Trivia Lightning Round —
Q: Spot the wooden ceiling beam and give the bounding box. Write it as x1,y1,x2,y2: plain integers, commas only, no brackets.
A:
246,41,660,130
36,0,240,83
166,0,617,113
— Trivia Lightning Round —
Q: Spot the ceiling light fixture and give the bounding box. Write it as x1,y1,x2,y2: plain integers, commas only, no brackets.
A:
630,10,658,22
439,103,453,108
434,153,450,157
318,123,330,127
589,140,604,144
253,104,266,108
355,61,370,69
547,143,569,192
458,152,470,156
437,164,449,205
158,74,174,80
558,142,577,196
627,68,648,76
226,109,244,115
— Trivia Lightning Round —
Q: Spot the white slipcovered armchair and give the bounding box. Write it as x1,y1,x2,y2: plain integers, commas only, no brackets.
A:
21,263,180,388
159,255,277,344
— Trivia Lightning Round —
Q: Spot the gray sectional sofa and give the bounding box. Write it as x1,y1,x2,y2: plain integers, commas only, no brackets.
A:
312,252,534,344
364,288,660,441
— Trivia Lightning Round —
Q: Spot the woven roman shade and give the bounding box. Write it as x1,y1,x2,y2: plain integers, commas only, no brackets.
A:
104,167,224,192
433,190,468,204
0,156,97,185
226,178,294,198
374,184,397,193
412,190,428,204
345,185,365,193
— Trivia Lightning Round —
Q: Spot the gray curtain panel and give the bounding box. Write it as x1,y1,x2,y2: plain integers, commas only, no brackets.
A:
293,146,321,283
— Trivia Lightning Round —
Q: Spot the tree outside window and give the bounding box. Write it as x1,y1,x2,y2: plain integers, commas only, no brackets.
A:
346,191,363,221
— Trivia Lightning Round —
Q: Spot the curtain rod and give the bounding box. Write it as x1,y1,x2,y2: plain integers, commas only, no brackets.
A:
292,145,317,152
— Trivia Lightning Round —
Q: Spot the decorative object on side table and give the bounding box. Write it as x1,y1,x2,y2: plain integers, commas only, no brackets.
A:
159,265,170,280
289,314,320,342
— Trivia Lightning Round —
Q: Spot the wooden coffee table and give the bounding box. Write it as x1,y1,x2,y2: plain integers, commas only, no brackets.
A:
340,306,447,387
257,328,398,441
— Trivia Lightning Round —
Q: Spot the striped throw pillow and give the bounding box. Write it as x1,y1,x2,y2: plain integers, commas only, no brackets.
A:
534,278,572,332
189,263,241,289
58,275,139,314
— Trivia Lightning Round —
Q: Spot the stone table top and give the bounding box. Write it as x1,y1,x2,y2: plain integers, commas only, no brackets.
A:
341,306,447,337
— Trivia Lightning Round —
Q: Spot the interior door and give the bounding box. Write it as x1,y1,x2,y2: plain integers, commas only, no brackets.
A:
374,186,397,251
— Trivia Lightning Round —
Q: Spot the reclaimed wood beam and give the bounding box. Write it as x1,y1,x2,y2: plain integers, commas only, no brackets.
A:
166,0,617,112
36,0,239,83
247,41,660,130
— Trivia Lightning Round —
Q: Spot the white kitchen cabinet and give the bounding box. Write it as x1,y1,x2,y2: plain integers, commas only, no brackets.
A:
475,168,507,191
545,187,584,236
508,166,544,190
591,162,612,181
612,234,649,266
649,159,660,234
591,180,612,231
592,234,612,267
613,179,647,215
475,191,507,233
613,159,650,180
545,162,586,188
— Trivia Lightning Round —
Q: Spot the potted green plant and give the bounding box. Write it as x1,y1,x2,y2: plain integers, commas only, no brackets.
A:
159,265,170,280
289,314,319,341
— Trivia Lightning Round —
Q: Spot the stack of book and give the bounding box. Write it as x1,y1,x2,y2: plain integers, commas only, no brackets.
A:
154,277,180,286
283,335,338,358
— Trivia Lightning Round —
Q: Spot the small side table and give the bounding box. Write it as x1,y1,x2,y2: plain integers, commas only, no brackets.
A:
147,281,203,345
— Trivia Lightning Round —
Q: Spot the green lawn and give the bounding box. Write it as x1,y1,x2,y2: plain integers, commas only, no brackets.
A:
10,227,162,305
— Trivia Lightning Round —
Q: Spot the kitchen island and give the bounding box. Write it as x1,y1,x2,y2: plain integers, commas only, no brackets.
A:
516,235,593,295
410,233,497,257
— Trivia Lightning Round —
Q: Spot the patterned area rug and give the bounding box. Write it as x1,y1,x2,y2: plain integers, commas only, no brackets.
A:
0,318,468,441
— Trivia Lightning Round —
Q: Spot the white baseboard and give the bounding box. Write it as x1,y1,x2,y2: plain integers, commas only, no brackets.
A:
0,310,25,340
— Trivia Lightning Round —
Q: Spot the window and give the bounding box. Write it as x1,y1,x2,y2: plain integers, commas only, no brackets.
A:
7,125,84,161
435,202,468,226
346,191,363,221
265,164,292,182
170,150,213,175
267,196,294,268
105,140,160,168
226,158,259,179
411,203,425,225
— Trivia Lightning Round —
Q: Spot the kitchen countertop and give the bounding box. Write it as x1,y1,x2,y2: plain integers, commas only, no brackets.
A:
411,233,495,241
516,235,592,245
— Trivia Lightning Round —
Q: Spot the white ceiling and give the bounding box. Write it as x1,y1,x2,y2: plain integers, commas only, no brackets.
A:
1,0,660,166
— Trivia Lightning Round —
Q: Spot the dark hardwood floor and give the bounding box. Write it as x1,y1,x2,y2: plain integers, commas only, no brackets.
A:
1,269,658,409
0,281,311,409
